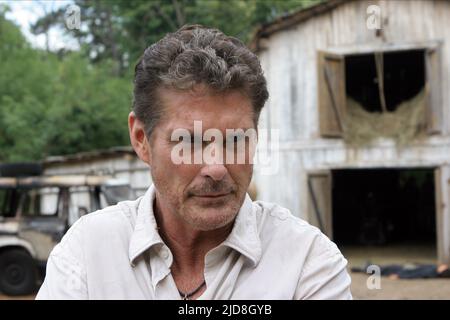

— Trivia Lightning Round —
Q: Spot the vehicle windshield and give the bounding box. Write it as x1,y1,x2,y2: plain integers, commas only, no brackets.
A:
21,187,60,217
101,185,135,205
0,188,20,218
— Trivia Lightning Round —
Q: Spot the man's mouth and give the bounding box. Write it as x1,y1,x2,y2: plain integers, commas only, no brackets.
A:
193,192,231,198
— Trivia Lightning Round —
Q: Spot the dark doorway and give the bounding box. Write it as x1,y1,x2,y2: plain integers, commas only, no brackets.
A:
332,168,436,249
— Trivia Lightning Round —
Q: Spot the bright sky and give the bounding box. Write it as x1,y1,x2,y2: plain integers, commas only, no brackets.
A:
0,0,79,51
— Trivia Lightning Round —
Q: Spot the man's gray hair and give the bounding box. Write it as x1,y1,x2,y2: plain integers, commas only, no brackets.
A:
133,24,269,138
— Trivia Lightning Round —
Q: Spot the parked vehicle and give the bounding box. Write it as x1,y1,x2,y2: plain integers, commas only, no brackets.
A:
0,164,134,296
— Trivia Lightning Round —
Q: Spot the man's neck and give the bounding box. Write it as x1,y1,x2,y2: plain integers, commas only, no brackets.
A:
153,195,234,273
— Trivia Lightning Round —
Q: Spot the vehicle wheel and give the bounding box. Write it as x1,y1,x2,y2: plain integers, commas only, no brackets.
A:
0,249,37,296
0,162,43,177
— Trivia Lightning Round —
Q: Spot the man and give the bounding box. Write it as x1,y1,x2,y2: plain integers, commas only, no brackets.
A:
36,25,352,300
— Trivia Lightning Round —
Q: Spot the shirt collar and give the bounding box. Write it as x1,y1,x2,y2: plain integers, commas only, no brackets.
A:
128,185,262,267
128,185,163,266
220,193,262,267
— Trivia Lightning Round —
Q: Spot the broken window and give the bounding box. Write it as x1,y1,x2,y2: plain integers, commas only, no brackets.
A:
346,50,425,113
318,44,443,142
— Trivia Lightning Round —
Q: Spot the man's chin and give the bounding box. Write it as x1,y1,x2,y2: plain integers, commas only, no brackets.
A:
182,206,238,231
189,220,233,232
179,193,245,230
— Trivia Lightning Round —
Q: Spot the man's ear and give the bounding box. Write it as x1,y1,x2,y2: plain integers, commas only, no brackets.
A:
128,111,151,165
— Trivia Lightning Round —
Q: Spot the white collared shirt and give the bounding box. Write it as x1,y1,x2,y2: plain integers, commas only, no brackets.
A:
36,185,352,300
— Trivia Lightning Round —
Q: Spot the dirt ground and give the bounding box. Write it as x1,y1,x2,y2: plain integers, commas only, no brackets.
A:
0,293,35,300
350,272,450,299
345,244,450,299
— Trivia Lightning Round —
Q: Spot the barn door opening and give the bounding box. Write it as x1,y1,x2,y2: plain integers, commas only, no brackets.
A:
332,168,437,264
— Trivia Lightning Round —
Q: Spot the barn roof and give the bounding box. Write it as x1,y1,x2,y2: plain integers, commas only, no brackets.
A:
0,175,116,187
44,146,136,166
249,0,351,52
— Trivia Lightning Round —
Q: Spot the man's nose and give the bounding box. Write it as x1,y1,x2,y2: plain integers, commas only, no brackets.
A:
199,164,228,181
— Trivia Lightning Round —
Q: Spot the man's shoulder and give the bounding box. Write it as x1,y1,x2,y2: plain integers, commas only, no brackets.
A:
252,200,318,234
82,199,139,226
63,198,142,244
252,200,341,257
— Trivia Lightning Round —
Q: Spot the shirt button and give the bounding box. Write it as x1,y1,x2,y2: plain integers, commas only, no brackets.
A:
161,248,169,259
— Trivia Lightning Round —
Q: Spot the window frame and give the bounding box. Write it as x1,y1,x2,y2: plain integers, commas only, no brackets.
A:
317,40,444,138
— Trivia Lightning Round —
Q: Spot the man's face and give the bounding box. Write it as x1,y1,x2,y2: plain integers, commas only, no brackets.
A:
145,85,256,231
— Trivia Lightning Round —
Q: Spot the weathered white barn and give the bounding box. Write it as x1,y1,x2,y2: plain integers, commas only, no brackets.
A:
251,0,450,263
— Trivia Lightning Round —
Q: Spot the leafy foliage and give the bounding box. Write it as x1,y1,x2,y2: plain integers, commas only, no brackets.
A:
0,7,130,161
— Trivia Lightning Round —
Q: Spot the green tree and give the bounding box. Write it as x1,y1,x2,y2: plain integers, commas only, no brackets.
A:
0,7,130,162
32,0,322,73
